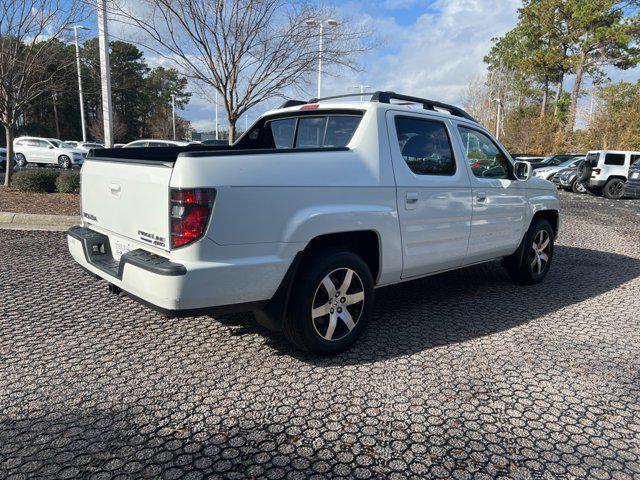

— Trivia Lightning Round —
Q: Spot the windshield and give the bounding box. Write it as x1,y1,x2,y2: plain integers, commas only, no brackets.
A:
49,140,72,148
559,157,581,167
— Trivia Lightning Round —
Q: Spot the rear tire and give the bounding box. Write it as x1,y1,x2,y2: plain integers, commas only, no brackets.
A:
505,218,554,285
284,250,374,355
15,153,27,168
58,155,72,169
603,178,625,199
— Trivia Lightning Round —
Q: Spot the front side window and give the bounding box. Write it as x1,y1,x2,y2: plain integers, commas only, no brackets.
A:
458,127,510,179
394,117,455,175
604,153,625,166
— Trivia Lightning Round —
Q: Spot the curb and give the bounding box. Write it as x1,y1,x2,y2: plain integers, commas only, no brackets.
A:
0,212,79,231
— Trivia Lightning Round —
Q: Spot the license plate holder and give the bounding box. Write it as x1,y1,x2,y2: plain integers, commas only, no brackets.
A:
113,239,133,261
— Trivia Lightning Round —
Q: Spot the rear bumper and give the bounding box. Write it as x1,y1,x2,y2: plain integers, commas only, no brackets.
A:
588,179,606,188
67,226,281,316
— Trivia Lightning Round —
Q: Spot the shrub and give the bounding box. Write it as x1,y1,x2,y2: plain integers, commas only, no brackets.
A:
12,170,60,193
55,172,81,193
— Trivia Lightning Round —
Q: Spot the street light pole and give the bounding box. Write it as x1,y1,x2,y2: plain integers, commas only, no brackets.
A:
307,19,337,99
66,25,89,142
171,94,176,140
215,90,219,140
494,98,503,140
353,84,371,102
97,0,114,147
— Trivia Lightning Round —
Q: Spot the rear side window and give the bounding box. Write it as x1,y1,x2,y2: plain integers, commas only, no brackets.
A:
394,117,455,175
268,115,361,149
604,153,625,166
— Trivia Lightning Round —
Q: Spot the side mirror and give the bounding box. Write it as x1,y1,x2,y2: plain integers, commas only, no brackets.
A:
514,160,531,181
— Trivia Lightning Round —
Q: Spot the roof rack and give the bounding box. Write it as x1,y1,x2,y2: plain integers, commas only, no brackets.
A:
300,91,477,123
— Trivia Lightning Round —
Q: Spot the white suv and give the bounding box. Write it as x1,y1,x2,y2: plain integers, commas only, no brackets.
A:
576,150,640,199
14,137,88,168
68,91,561,355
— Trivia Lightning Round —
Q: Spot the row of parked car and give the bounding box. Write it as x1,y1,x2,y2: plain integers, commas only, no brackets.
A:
0,136,229,170
517,151,640,200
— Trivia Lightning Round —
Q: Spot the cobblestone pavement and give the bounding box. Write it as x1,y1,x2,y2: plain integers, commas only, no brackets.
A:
1,191,639,479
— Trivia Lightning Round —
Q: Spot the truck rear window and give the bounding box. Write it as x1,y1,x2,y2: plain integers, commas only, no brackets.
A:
268,115,361,149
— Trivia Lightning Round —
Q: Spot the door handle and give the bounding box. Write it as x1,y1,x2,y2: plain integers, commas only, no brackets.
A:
476,191,487,202
405,191,419,210
405,192,419,204
109,183,121,192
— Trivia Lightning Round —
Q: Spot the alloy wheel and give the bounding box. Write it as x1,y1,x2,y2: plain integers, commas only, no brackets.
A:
608,180,624,198
311,268,365,341
530,230,550,275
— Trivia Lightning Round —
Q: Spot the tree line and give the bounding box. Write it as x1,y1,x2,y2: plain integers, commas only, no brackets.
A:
464,0,640,154
11,37,191,145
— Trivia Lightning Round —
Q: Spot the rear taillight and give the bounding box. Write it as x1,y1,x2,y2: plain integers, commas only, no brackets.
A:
170,188,215,248
593,168,601,175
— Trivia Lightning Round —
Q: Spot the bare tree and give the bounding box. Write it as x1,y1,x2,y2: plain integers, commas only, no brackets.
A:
0,0,86,186
111,0,373,143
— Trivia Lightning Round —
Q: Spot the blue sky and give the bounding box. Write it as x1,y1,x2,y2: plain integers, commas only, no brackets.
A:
104,0,639,132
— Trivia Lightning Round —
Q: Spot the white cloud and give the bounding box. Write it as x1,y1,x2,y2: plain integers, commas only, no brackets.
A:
368,0,521,103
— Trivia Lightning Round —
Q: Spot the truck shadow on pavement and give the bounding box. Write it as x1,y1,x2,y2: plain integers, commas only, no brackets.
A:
221,245,640,364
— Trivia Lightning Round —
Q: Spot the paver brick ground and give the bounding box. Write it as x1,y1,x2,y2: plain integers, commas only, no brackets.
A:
1,191,639,479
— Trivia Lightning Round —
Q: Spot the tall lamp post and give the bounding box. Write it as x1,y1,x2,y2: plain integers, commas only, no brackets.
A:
171,94,176,140
493,98,503,140
353,84,371,102
65,25,89,142
306,18,338,99
97,0,114,147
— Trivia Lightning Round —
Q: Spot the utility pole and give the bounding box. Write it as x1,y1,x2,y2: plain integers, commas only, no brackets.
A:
171,94,176,140
66,25,89,142
97,0,114,147
215,90,219,140
353,84,371,102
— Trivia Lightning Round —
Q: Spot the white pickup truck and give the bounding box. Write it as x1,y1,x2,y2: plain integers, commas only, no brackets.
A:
68,92,560,355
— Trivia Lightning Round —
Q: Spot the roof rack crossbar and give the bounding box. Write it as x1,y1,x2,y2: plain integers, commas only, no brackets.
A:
371,91,477,122
283,91,477,123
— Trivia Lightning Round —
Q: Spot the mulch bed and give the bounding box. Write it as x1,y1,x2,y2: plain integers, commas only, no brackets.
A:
0,187,80,216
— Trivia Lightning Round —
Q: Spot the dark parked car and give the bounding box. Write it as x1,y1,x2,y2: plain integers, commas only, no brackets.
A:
624,158,640,199
556,164,587,193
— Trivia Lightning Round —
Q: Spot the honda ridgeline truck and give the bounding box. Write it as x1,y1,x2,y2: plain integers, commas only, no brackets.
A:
68,92,560,355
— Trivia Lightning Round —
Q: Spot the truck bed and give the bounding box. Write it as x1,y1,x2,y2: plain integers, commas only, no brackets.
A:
88,145,234,164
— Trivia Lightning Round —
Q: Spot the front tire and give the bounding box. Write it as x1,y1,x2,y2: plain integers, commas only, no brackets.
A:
15,153,27,168
603,178,625,199
505,218,554,285
284,250,374,355
571,179,586,194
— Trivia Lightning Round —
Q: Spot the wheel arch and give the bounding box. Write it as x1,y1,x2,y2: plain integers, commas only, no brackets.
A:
606,175,627,182
531,209,559,238
253,229,381,332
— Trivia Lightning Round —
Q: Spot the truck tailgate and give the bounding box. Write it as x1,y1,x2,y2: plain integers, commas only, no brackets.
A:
81,159,172,251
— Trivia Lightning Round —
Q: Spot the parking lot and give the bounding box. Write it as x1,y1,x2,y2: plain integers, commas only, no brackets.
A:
1,191,639,479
